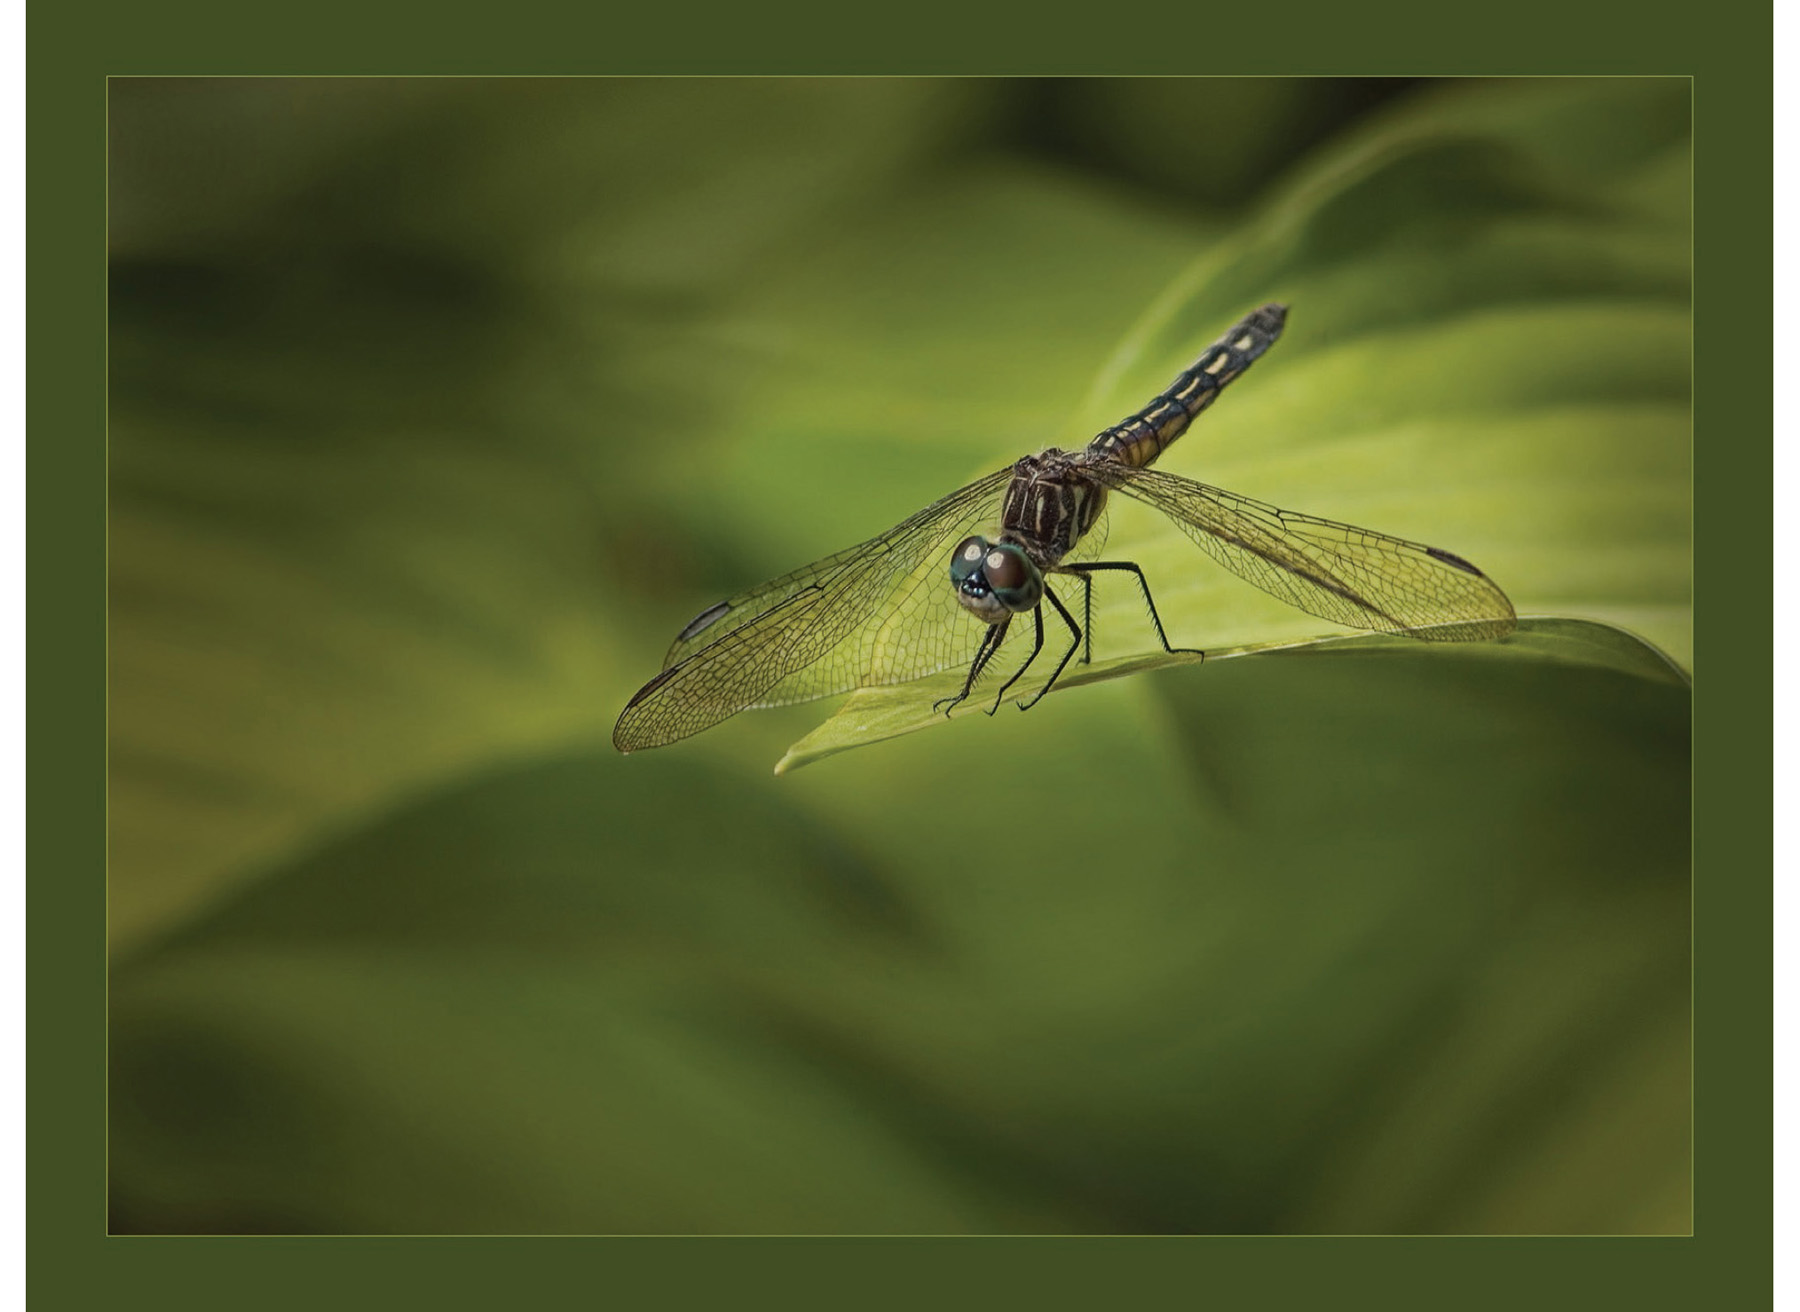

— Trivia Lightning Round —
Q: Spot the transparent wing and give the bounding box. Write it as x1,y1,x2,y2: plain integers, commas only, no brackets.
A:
615,467,1016,751
1094,465,1516,641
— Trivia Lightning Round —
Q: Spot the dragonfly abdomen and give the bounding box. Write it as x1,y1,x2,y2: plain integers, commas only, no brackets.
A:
1088,302,1288,470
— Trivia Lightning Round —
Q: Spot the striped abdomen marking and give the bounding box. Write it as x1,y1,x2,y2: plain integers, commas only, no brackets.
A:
1088,302,1288,470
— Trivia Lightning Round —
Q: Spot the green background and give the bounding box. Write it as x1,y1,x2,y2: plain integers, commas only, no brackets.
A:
106,76,1691,1235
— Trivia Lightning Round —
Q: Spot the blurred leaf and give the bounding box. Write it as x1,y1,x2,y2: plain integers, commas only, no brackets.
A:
106,79,1003,950
109,756,1084,1234
774,617,1686,773
1044,77,1426,212
111,638,1689,1234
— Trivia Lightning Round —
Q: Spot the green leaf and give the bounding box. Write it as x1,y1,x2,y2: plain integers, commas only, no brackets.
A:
773,617,1687,774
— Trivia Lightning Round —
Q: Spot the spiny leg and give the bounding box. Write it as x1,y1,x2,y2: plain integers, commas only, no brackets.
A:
1076,572,1094,664
1017,586,1083,711
1062,561,1203,658
934,617,1010,716
987,603,1045,714
972,619,1011,684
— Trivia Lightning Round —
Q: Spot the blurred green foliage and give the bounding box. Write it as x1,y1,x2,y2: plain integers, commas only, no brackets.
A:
107,77,1691,1234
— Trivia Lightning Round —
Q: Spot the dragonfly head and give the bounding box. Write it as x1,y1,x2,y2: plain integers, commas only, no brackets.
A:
949,535,1043,623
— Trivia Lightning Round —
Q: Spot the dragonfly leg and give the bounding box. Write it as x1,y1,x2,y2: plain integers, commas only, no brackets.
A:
1017,586,1082,711
1061,561,1204,658
1076,572,1094,664
987,604,1045,714
934,618,1009,716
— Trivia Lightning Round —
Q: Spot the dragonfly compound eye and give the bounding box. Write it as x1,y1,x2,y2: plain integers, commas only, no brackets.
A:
949,536,990,588
981,543,1043,613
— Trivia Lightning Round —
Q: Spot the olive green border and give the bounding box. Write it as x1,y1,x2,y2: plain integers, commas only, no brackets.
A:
40,0,1765,1302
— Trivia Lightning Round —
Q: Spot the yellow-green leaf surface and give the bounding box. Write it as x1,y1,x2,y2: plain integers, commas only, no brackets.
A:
109,77,1691,1235
775,617,1688,774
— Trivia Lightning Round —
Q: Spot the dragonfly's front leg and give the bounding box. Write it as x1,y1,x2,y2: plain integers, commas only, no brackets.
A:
1017,587,1083,711
987,604,1045,714
934,617,1010,716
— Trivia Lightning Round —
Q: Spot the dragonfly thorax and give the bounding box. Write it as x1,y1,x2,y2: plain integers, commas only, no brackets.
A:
999,450,1109,567
949,535,1043,624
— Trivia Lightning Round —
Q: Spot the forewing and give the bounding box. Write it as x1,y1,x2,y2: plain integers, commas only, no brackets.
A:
615,468,1015,751
1096,465,1516,641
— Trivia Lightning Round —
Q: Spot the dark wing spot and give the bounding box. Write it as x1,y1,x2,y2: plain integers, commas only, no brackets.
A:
623,665,679,710
676,600,732,642
1425,546,1484,576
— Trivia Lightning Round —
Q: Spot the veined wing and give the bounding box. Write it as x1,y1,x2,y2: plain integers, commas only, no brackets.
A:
615,467,1015,751
1095,464,1516,641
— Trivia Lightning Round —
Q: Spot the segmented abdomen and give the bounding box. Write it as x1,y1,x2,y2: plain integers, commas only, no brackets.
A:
1087,302,1288,470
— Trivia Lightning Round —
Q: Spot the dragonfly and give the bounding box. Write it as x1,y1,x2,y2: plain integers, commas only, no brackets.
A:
614,303,1516,752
